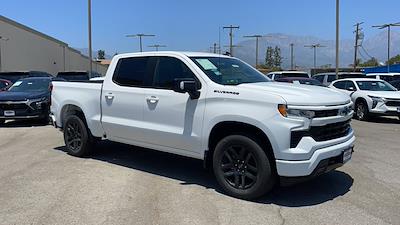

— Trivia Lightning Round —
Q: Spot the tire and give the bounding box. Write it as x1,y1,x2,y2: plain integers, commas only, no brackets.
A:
63,115,94,157
212,135,275,200
0,119,5,126
355,101,369,121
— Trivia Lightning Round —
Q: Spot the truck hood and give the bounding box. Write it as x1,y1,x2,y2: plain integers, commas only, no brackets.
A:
361,91,400,99
238,82,350,106
0,91,49,101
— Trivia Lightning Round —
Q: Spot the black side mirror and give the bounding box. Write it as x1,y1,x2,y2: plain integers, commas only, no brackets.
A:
173,78,200,99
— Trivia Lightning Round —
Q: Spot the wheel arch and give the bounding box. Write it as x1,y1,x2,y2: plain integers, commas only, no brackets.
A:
205,121,276,172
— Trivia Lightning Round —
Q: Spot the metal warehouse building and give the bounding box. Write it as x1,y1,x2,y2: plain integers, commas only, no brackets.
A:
0,15,107,75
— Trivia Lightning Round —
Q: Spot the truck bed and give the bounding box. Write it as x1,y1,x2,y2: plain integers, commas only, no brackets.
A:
51,81,104,137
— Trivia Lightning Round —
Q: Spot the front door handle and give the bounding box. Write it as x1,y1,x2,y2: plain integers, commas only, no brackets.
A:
105,93,114,100
146,96,159,104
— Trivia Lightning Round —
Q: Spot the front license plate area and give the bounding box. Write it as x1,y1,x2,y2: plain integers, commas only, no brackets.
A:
342,147,353,163
4,110,15,117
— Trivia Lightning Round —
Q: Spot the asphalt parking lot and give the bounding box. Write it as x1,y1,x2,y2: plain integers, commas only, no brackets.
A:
0,118,399,225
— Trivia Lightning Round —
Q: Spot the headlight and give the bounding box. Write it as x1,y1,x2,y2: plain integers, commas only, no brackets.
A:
278,105,315,119
28,97,49,109
368,95,385,108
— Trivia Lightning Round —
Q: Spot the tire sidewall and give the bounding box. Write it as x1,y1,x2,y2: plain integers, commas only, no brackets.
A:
212,135,275,200
356,101,368,121
63,115,91,157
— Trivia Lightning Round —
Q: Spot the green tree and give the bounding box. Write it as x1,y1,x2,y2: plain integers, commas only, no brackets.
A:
265,46,274,68
387,54,400,65
273,46,282,67
97,50,105,59
359,57,379,67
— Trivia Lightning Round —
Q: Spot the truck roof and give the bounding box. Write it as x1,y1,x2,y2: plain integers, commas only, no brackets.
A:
116,51,230,59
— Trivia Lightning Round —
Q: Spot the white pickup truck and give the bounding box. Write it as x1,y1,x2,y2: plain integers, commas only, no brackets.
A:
51,51,355,199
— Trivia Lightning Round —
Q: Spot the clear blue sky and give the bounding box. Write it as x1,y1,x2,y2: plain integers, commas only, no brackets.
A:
1,0,399,55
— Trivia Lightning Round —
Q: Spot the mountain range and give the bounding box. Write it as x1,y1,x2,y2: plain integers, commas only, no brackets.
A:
234,31,400,69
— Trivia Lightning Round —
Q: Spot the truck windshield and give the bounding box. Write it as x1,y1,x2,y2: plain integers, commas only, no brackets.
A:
190,57,269,85
356,80,397,91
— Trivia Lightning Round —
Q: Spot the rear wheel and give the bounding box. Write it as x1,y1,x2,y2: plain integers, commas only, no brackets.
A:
63,115,94,157
355,101,369,121
213,135,275,200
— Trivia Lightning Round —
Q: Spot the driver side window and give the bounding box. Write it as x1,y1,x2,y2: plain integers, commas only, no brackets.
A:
153,57,196,89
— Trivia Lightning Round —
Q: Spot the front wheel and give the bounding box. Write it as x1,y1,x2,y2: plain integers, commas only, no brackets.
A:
213,135,275,200
355,101,369,121
63,115,94,157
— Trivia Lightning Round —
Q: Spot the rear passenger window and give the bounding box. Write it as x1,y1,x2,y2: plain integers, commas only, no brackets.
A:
333,81,346,89
314,75,324,82
153,57,196,89
327,75,336,82
113,57,150,86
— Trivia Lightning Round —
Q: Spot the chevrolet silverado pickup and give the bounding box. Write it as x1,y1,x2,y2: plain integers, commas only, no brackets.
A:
51,51,355,199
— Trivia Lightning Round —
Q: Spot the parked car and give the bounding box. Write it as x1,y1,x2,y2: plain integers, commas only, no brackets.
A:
56,71,102,81
329,78,400,120
266,71,309,80
389,79,400,90
51,52,355,200
313,72,365,86
0,79,12,91
365,73,400,82
0,71,53,83
275,77,323,86
0,77,54,125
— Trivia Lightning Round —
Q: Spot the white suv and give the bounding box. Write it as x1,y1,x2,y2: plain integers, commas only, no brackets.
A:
329,78,400,120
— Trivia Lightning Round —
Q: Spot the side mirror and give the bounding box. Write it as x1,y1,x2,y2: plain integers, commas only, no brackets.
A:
173,78,201,99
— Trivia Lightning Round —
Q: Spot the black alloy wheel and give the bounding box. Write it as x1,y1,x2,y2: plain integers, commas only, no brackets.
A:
63,115,93,157
220,145,259,190
213,135,275,200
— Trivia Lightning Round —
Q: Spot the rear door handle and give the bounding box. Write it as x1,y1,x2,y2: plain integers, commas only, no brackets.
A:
146,96,159,104
105,93,114,100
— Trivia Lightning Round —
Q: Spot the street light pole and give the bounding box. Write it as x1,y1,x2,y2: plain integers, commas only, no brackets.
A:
148,44,167,51
305,44,326,69
290,43,294,70
372,22,400,72
223,25,240,56
126,34,156,52
88,0,92,77
243,35,263,68
335,0,340,80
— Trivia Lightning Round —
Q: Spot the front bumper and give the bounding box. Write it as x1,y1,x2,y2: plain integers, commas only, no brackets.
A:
276,131,355,177
370,101,400,116
0,100,49,120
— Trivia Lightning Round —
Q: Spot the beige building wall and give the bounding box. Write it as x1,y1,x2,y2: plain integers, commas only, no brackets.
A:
0,16,108,76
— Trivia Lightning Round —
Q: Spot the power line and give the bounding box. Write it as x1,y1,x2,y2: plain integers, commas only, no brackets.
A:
353,22,363,70
126,33,156,52
223,25,239,56
360,45,374,59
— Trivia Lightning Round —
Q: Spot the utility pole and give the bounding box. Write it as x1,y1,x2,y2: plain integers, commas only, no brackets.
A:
223,25,239,56
88,0,92,77
148,44,166,51
372,22,400,72
353,22,363,71
243,35,263,68
304,44,326,69
0,36,9,72
335,0,340,79
126,34,156,52
290,43,294,70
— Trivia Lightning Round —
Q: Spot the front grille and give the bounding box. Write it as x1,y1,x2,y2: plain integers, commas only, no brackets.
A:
386,101,400,107
314,109,339,118
291,120,351,148
0,103,29,110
